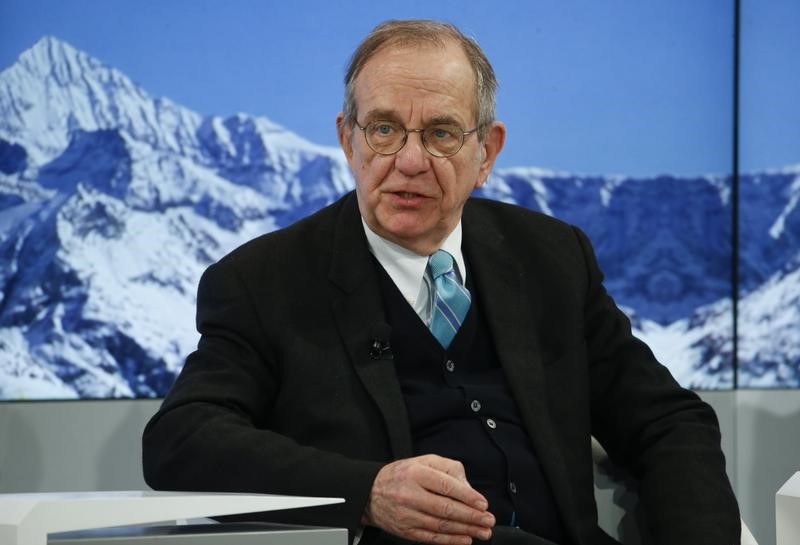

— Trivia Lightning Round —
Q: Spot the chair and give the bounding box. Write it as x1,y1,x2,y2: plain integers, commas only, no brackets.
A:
591,437,758,544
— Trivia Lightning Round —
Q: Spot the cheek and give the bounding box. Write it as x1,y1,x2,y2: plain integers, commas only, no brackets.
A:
362,158,394,192
435,162,474,199
351,153,376,188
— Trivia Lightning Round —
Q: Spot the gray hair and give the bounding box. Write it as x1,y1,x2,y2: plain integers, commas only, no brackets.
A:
342,19,498,140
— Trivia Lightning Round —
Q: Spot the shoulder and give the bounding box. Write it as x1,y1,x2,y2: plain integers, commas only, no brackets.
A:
213,191,356,272
464,196,587,253
465,196,575,232
463,196,600,297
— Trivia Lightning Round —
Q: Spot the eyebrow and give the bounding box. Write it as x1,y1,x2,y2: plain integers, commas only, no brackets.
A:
361,109,466,128
428,114,463,126
362,109,402,123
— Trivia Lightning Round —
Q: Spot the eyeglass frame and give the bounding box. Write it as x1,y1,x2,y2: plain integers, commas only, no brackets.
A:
353,118,480,158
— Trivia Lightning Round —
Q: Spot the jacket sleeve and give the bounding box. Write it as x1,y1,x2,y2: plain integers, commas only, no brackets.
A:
142,256,384,540
575,226,741,544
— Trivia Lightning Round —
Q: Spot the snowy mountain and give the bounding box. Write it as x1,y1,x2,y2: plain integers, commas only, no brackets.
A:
0,37,353,399
738,253,800,386
738,169,800,386
0,37,797,398
739,168,800,291
478,171,739,389
478,166,800,388
0,36,201,167
478,170,734,325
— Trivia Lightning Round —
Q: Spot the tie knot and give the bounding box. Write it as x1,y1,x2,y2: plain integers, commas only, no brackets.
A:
428,250,455,279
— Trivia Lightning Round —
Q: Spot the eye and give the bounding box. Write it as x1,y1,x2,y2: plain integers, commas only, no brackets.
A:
370,121,398,137
427,124,459,141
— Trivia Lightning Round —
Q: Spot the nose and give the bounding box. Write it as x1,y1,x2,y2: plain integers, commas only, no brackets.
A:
394,130,430,176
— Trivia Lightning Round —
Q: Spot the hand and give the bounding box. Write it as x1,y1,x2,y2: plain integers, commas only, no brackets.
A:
362,454,495,545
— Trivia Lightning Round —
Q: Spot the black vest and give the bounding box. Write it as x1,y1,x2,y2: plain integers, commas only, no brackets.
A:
375,259,569,544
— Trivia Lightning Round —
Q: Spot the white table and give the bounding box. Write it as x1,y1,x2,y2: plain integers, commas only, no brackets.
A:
0,491,343,545
776,471,800,545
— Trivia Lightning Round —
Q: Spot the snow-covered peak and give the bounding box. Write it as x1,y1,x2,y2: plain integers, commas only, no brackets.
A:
0,36,203,165
14,36,107,87
0,36,348,189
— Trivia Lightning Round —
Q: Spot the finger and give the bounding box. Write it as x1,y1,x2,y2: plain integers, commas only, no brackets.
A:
367,494,491,544
406,511,494,543
418,456,489,507
420,454,468,480
415,464,491,512
415,491,496,529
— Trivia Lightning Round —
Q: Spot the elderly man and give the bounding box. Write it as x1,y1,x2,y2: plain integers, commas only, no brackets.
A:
143,19,740,545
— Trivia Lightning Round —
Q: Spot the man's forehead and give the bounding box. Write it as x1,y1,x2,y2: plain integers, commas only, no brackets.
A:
353,40,477,120
365,38,468,72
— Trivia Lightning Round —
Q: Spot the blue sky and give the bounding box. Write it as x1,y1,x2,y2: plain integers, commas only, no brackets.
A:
739,0,800,172
0,0,795,176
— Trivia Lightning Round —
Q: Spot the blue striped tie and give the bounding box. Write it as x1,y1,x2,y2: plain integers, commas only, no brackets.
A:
428,250,471,349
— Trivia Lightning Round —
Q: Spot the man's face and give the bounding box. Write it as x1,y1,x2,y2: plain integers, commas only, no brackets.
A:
337,40,505,255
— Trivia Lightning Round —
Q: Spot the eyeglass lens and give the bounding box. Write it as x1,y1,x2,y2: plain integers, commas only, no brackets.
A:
364,120,465,157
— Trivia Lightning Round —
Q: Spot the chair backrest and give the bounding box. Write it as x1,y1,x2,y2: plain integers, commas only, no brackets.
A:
591,437,758,545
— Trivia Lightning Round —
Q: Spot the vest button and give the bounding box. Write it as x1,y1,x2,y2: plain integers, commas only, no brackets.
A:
470,400,481,412
486,418,497,429
509,481,517,494
445,360,455,372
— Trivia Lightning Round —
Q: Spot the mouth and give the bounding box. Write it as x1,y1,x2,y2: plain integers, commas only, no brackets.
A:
386,190,428,205
385,187,427,198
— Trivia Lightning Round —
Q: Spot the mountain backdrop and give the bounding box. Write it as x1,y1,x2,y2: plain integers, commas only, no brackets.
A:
0,37,797,398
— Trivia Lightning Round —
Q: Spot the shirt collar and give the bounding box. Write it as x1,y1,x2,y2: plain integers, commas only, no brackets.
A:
362,219,467,307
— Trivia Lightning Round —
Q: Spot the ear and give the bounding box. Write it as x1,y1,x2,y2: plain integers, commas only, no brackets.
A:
474,121,506,189
336,112,354,159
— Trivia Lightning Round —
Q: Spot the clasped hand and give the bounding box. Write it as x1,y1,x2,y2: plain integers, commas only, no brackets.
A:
362,454,495,544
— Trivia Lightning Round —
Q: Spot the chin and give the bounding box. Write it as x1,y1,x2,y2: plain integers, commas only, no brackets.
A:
388,218,434,236
378,214,431,235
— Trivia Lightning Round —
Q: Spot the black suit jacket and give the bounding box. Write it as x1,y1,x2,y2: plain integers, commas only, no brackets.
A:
142,192,739,544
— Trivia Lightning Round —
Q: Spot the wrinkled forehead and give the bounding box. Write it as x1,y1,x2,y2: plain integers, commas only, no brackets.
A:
354,40,479,120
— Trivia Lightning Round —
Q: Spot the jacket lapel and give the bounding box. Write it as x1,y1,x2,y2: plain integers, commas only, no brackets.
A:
462,203,582,536
326,194,413,459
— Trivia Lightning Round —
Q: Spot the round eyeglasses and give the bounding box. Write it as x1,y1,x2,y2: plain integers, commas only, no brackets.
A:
354,119,479,158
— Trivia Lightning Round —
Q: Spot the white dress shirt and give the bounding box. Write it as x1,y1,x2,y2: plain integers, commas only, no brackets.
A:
361,218,467,325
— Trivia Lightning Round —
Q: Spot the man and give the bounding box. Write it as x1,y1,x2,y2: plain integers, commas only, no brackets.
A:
143,19,740,545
